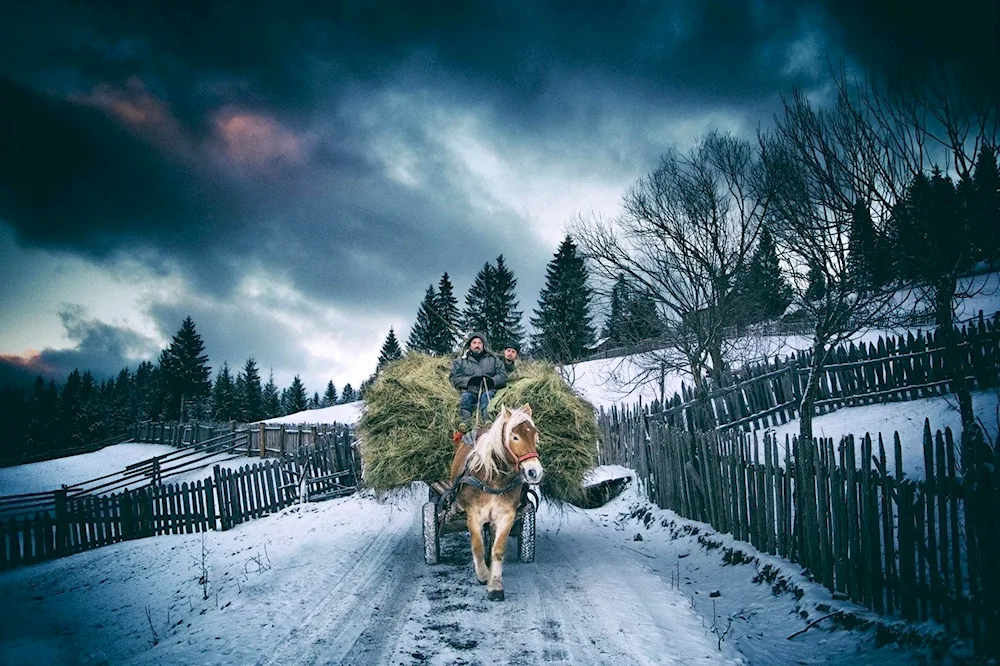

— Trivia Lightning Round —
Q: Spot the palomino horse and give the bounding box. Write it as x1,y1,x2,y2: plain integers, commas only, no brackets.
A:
450,404,543,600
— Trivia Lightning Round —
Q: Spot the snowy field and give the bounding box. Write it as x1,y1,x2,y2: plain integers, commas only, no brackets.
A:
0,474,966,666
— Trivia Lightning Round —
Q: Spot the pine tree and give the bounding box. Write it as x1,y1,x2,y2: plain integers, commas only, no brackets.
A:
158,317,212,420
283,375,308,414
490,255,525,350
804,262,827,301
407,285,439,353
262,371,281,418
971,145,1000,261
433,272,461,353
310,392,321,409
602,274,630,345
322,381,338,407
211,363,238,422
377,328,403,371
340,383,357,403
741,226,794,319
622,289,664,343
462,262,495,339
462,256,524,350
531,235,596,362
236,358,264,422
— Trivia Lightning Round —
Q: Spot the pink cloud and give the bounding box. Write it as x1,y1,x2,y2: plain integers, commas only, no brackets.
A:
214,110,303,166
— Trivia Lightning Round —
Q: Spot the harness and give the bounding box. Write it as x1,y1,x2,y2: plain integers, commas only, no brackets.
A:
439,427,540,507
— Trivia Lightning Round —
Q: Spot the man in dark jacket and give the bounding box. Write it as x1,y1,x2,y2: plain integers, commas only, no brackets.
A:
501,341,519,374
449,331,507,425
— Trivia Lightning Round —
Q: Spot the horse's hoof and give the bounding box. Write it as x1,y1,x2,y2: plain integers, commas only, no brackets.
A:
478,578,487,585
487,589,505,601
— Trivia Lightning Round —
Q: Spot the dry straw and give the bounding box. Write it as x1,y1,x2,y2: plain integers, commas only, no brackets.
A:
358,353,599,503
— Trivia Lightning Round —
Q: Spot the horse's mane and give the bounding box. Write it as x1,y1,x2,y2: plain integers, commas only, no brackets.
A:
467,407,534,481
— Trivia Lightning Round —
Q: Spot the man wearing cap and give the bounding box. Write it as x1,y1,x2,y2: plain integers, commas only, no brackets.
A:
501,342,520,374
449,331,507,425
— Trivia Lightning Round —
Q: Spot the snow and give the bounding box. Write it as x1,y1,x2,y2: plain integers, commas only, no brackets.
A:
0,443,178,497
0,470,966,665
763,390,1000,480
262,400,362,426
3,277,998,664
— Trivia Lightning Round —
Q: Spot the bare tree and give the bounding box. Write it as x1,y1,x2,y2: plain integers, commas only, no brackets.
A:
574,132,772,426
761,74,930,445
773,67,999,440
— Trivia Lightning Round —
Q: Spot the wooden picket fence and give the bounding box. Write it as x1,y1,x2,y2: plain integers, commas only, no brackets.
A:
0,425,360,570
598,408,1000,656
648,311,1000,432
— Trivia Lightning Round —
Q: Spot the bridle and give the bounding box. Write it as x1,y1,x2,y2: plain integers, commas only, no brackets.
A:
502,417,540,474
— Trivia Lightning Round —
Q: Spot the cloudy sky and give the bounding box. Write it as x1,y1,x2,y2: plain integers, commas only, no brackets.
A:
1,0,996,396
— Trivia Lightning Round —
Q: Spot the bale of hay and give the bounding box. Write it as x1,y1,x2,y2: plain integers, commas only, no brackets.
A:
358,353,599,503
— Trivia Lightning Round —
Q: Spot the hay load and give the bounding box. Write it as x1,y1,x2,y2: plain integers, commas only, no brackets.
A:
358,353,599,503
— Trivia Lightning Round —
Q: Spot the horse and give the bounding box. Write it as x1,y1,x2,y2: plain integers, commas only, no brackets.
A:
449,403,543,601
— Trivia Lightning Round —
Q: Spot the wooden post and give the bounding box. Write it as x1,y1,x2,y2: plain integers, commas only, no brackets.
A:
54,488,69,554
259,422,266,458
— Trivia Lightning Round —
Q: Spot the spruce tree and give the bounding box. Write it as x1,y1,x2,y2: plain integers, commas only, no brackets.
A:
158,317,212,420
462,256,524,350
283,375,308,414
531,235,596,362
262,371,281,418
971,145,1000,261
804,262,827,301
433,272,461,353
622,289,664,343
741,226,794,319
377,328,403,371
602,274,630,345
462,262,495,339
340,383,357,403
211,362,238,422
322,381,338,407
407,285,439,353
236,358,263,422
490,255,525,350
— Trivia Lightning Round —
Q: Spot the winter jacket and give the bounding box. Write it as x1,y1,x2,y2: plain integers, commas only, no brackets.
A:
449,332,507,392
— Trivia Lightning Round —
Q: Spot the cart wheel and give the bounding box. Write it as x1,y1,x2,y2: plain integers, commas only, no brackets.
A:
482,523,494,567
423,502,439,565
517,503,535,563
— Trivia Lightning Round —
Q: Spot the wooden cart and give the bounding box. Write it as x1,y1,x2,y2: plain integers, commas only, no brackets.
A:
421,481,538,565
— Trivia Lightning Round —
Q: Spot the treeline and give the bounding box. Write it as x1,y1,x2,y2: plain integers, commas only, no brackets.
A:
0,316,359,461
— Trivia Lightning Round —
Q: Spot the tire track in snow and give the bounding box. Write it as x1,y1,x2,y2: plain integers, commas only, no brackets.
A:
257,511,420,666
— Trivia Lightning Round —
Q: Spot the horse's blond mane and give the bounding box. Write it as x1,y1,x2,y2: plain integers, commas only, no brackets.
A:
467,407,534,481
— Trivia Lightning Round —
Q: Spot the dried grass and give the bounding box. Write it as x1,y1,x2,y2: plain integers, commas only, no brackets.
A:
357,353,599,503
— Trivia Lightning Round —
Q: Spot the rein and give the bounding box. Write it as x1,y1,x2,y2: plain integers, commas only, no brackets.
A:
452,420,540,496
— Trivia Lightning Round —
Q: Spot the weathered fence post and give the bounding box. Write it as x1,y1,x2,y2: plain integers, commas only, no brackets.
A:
259,422,266,458
54,488,69,554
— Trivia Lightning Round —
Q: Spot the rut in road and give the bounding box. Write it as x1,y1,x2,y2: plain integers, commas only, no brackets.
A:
386,504,745,665
257,509,421,666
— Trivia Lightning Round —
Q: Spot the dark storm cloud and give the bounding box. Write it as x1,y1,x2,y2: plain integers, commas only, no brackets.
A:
5,0,988,336
0,309,160,386
813,0,1000,85
0,77,247,256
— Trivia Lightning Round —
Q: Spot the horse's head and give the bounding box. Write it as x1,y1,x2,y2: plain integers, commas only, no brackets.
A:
501,404,543,485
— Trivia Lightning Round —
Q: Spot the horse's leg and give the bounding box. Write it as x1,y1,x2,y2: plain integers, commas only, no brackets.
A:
485,503,516,601
465,507,490,584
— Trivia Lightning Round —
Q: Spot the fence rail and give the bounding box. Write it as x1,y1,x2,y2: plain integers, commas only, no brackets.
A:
643,311,1000,433
598,406,999,656
0,422,360,570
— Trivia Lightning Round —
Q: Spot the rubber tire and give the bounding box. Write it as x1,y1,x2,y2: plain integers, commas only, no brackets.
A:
423,501,439,565
482,523,494,567
517,503,535,563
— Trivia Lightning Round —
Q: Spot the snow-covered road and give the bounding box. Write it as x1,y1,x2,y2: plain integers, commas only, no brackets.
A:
1,477,957,665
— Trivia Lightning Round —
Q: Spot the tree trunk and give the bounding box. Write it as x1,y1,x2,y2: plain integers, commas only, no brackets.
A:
933,276,975,436
798,337,829,445
709,344,727,386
